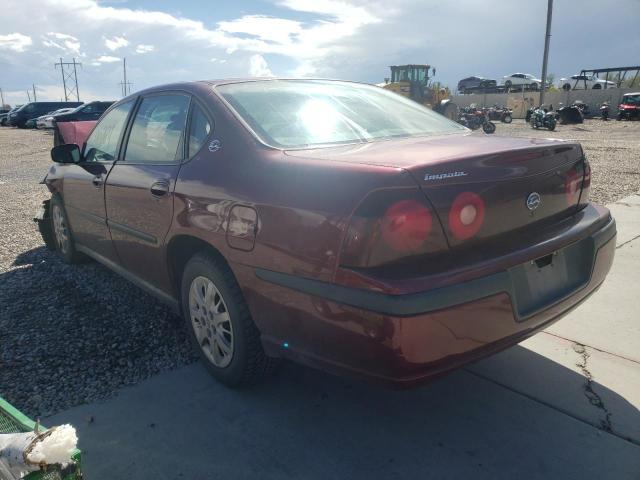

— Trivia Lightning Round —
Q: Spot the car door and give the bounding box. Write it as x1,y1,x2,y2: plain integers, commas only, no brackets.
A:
104,92,191,292
61,99,136,263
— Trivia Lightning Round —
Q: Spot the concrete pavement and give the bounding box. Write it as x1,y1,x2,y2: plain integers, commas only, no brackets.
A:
48,195,640,479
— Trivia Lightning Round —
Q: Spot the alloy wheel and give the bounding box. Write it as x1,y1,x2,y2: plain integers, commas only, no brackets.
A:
52,205,69,254
189,276,234,368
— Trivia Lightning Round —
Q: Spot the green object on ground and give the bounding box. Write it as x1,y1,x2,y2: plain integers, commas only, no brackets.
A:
0,397,82,480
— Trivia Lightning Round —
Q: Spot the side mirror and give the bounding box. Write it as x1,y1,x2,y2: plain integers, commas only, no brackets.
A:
51,144,81,164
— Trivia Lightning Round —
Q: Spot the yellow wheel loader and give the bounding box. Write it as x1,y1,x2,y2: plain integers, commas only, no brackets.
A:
382,64,459,120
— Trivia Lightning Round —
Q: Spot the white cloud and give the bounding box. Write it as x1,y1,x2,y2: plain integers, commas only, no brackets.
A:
0,32,32,52
42,32,81,54
94,55,120,64
135,44,154,54
248,54,273,77
104,35,129,50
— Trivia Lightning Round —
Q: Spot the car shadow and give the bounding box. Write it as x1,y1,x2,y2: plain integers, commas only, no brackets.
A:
2,248,639,479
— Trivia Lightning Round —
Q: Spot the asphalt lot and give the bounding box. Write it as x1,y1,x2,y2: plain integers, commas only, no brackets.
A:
0,121,639,479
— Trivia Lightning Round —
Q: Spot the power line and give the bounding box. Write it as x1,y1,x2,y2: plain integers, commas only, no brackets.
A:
54,57,82,101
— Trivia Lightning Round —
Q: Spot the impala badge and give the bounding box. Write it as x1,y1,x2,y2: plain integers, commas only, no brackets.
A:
424,171,467,181
526,192,541,211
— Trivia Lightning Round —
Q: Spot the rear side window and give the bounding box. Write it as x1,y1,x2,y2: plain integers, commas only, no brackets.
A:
125,94,190,164
188,103,212,157
84,100,135,162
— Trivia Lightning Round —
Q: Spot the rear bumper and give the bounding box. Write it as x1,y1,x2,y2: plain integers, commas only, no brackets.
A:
244,205,616,387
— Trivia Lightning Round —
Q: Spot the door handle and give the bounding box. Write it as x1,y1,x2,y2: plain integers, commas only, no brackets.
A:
92,175,103,187
150,180,170,197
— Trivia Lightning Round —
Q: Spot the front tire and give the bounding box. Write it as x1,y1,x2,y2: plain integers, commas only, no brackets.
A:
50,195,82,264
502,113,513,123
181,252,278,387
482,121,496,134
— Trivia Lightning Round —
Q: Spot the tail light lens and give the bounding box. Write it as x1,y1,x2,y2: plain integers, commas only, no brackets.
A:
380,200,432,252
448,191,485,240
565,167,581,206
339,189,448,268
578,157,591,207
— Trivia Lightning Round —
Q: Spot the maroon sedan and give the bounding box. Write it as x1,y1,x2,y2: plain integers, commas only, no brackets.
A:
37,79,616,388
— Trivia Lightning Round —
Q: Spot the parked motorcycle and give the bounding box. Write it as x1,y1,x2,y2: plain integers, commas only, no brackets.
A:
600,102,610,121
530,107,556,131
486,106,513,123
458,106,496,133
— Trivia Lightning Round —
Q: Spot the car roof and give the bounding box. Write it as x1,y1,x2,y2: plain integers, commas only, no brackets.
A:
117,78,372,101
623,92,640,96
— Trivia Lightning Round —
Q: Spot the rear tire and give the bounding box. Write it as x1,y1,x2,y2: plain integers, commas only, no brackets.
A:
50,195,83,264
502,114,513,123
181,252,279,388
592,84,602,89
562,83,571,91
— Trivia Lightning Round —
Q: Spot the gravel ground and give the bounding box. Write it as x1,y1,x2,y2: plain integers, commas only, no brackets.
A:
1,120,639,418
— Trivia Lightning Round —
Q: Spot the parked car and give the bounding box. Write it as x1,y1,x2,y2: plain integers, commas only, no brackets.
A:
54,101,115,123
36,108,78,129
457,76,497,93
617,92,640,120
1,106,21,126
501,73,542,90
8,101,83,128
36,79,615,388
560,74,616,91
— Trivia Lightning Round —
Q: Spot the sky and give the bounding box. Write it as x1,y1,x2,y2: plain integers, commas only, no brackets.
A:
0,0,639,106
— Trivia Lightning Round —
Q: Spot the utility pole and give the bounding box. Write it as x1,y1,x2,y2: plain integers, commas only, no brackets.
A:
32,84,37,102
118,57,133,97
539,0,553,107
26,90,31,102
0,87,5,107
54,57,82,101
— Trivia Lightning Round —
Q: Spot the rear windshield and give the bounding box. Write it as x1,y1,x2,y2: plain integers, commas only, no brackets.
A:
216,80,465,148
623,94,640,105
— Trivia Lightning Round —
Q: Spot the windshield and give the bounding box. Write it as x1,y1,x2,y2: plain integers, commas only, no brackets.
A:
623,94,640,105
216,80,466,149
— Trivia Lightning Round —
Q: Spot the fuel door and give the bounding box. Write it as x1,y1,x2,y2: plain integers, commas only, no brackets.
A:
226,205,258,251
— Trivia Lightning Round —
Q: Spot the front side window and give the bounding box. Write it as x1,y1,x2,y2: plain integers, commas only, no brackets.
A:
217,80,466,149
125,94,190,163
84,100,134,162
188,103,212,157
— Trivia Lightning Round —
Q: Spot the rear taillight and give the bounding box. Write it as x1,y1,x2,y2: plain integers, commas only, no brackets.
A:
448,191,485,240
578,158,591,207
339,189,447,268
565,155,591,208
565,166,581,206
380,200,432,252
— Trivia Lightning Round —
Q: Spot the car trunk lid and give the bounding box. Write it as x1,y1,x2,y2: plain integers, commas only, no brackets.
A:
285,133,587,247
